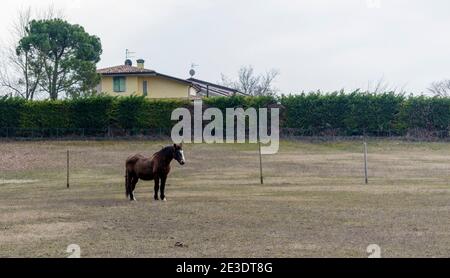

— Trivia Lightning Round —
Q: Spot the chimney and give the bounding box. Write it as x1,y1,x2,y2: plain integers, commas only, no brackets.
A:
124,59,132,66
137,59,145,69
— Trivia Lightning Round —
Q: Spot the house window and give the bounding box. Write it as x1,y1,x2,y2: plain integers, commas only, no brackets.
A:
143,81,148,96
113,77,126,92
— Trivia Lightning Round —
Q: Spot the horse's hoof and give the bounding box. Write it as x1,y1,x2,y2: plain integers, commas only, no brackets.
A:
162,198,167,202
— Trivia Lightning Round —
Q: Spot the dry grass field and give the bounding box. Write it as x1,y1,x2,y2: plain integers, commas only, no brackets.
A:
1,139,450,258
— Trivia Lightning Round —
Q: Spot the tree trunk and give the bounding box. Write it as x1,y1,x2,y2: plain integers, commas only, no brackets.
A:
50,58,59,100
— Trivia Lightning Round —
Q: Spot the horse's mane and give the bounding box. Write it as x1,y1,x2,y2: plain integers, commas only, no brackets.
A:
151,145,174,159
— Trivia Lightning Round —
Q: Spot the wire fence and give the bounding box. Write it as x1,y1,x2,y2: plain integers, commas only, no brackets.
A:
2,127,450,141
2,127,450,195
0,127,173,140
281,128,450,139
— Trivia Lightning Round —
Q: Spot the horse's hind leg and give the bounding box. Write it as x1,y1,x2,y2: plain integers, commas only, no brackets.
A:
154,178,160,201
130,177,138,201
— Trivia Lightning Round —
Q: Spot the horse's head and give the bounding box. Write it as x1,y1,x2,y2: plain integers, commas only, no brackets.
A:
173,144,185,165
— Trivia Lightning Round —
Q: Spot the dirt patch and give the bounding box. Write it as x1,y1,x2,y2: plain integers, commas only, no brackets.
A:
1,221,92,243
0,179,39,185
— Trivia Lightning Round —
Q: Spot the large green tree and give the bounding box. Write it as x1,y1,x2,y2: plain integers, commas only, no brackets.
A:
17,19,102,100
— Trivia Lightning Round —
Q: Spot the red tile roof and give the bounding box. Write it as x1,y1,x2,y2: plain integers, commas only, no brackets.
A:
97,65,155,75
97,65,193,85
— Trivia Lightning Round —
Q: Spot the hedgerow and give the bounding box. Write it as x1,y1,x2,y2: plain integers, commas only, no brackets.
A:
1,93,450,137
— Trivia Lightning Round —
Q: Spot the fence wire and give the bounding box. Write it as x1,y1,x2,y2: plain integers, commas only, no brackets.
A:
2,127,450,141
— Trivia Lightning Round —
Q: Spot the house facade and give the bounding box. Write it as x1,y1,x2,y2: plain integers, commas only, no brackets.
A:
97,59,198,99
96,59,245,99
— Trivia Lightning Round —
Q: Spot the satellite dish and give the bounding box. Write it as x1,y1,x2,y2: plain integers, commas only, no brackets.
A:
189,69,196,77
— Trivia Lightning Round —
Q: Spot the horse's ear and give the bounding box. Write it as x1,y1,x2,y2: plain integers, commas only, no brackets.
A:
173,143,182,148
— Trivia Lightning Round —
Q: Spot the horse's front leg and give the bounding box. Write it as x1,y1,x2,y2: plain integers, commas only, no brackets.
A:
154,177,160,201
160,175,167,201
130,177,138,201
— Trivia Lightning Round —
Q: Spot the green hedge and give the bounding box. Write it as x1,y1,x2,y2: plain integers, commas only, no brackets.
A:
280,92,405,135
20,100,70,129
398,96,450,133
0,96,25,128
0,96,193,132
203,95,277,110
2,93,450,137
69,96,113,129
280,92,450,136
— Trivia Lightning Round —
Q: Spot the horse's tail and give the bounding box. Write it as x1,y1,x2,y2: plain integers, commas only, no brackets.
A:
125,168,130,199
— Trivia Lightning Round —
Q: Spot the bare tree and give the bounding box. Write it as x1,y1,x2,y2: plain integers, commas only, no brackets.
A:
257,69,279,96
428,80,450,97
366,77,407,94
221,65,279,96
0,6,65,99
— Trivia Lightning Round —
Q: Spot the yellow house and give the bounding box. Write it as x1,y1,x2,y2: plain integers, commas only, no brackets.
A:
97,59,199,99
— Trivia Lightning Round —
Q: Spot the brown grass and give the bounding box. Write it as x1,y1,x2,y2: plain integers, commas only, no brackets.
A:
1,140,450,257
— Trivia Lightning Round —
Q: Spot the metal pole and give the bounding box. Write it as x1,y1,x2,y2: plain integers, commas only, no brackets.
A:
258,139,264,185
364,140,369,185
67,150,70,189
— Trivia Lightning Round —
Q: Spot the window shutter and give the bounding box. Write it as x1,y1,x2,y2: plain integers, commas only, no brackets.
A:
113,77,126,92
113,77,119,92
121,77,126,92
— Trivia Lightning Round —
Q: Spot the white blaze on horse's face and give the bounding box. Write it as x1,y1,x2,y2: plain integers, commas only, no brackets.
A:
173,144,185,165
179,150,186,165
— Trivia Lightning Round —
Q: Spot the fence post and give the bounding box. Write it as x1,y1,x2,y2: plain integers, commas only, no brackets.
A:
67,150,70,189
364,138,369,185
258,139,264,185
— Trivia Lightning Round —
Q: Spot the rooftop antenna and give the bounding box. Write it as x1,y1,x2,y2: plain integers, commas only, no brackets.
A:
189,63,199,78
125,49,136,60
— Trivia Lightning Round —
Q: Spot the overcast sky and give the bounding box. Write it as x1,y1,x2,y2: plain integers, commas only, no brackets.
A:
1,0,449,94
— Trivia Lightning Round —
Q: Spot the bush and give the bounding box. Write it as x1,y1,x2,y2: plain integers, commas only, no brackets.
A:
110,96,191,130
142,99,191,129
20,100,70,129
0,97,25,129
398,96,450,135
281,91,404,136
204,95,277,110
69,96,114,130
2,93,450,138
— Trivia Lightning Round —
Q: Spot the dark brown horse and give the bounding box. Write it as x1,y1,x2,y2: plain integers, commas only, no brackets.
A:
125,144,185,201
